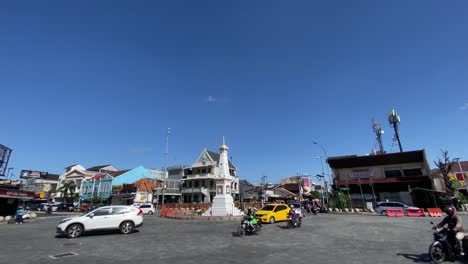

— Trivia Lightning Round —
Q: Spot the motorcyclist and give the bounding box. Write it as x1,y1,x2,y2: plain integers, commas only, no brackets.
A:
245,206,255,230
288,204,298,222
435,206,465,256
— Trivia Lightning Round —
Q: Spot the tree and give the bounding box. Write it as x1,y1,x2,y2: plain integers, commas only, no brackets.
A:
434,150,456,197
58,180,76,203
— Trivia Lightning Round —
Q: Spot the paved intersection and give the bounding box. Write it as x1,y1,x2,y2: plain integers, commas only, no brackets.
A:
1,213,467,264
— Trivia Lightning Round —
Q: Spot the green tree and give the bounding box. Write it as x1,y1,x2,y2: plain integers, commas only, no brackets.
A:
58,180,76,203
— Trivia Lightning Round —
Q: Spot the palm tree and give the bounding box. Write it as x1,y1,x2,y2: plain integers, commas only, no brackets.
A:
58,180,76,203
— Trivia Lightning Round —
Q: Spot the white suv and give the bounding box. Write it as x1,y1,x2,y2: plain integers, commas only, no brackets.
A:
56,206,143,238
138,204,155,215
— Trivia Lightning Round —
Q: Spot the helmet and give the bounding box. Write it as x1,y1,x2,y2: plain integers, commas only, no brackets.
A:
444,206,456,216
290,205,294,208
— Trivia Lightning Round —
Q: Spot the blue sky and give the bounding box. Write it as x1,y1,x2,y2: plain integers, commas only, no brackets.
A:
1,1,467,184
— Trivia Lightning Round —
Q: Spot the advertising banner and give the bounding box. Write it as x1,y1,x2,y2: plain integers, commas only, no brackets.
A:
20,170,48,179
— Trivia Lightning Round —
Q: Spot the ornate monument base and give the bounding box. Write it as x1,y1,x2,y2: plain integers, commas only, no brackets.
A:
202,194,243,216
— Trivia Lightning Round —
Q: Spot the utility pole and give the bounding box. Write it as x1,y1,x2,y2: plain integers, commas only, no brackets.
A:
261,175,267,205
161,128,170,208
388,109,403,152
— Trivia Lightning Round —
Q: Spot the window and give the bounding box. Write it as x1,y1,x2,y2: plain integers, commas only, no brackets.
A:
274,205,287,212
202,169,206,173
210,181,214,188
111,207,130,215
140,205,150,208
208,168,211,173
92,208,110,216
194,181,199,187
403,168,423,177
384,169,402,178
188,181,192,188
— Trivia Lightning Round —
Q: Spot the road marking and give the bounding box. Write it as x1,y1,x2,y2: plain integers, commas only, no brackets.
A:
49,252,78,259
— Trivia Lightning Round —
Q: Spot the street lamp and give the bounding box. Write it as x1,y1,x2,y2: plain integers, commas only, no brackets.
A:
7,167,14,180
313,142,331,185
316,174,326,207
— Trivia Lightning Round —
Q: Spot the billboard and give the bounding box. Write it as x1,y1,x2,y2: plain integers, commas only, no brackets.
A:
20,170,48,179
0,144,12,176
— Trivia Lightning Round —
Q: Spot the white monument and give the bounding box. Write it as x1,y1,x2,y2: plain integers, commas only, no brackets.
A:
202,137,243,216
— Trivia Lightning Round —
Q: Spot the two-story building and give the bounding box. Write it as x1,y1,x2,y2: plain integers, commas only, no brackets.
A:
80,173,113,203
55,164,118,202
328,150,445,208
180,148,240,203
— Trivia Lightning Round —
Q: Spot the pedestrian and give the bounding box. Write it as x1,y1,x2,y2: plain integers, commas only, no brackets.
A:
16,205,24,224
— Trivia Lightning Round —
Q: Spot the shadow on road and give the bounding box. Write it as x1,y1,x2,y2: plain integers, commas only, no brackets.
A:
396,253,431,263
55,229,140,239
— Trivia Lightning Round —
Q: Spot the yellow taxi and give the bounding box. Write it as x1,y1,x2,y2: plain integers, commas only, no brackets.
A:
255,203,290,224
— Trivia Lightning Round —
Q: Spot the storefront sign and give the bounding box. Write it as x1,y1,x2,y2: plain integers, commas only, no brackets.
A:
0,189,35,199
351,168,375,179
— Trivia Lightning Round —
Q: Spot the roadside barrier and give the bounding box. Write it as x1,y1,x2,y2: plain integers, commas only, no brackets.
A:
427,208,442,217
386,208,404,217
406,208,425,217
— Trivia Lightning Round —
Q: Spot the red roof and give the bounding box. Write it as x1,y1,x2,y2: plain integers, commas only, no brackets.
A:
109,170,130,177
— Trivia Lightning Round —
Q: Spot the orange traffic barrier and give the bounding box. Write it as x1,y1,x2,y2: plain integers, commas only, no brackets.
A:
160,205,167,217
406,208,425,217
386,208,404,217
427,208,442,217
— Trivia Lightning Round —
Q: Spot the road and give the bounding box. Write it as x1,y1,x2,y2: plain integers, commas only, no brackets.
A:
1,213,467,264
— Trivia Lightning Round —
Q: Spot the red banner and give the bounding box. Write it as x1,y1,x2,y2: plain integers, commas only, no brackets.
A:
0,189,35,199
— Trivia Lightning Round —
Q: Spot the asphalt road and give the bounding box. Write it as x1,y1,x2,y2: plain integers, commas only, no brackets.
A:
1,213,468,264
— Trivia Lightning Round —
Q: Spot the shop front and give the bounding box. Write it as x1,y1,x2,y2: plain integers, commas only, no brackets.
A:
0,189,35,216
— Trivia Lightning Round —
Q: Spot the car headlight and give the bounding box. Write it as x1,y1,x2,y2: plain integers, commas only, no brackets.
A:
59,218,71,224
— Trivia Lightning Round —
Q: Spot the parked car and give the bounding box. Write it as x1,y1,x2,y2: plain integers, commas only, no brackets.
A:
255,203,290,224
56,206,143,238
137,204,155,214
55,203,75,212
374,201,419,216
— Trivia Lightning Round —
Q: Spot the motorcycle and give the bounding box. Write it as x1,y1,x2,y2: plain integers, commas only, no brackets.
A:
429,222,468,263
286,213,302,229
237,216,262,237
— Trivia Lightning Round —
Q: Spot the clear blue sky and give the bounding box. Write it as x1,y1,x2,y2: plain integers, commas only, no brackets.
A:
1,1,467,184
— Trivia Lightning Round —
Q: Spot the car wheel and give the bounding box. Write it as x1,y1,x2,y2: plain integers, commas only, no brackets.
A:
66,224,83,239
269,217,275,224
381,211,387,216
120,221,134,235
149,211,154,215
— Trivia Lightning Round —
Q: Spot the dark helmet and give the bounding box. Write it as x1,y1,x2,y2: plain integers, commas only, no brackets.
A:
444,206,456,216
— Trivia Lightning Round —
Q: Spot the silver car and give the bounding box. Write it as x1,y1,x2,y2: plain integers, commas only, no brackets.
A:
375,201,419,216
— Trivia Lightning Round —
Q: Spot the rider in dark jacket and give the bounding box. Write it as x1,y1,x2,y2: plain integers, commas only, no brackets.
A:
436,206,465,256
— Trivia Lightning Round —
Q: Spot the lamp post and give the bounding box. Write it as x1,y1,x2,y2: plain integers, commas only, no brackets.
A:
7,167,14,180
161,128,170,208
316,174,325,207
313,141,331,186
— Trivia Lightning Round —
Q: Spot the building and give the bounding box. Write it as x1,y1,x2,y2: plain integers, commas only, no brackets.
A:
80,173,113,203
111,166,165,205
55,164,118,202
447,160,468,192
21,173,59,199
0,180,34,216
328,150,444,208
181,147,240,203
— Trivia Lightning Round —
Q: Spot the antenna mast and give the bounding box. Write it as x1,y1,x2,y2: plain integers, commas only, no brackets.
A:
371,118,385,154
388,109,403,152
